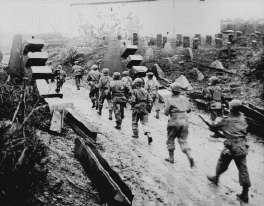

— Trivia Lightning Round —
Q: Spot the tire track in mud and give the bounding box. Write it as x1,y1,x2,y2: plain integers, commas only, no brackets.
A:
62,80,264,206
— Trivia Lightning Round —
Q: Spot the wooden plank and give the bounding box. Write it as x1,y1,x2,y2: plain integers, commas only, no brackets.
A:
65,108,99,142
74,137,134,206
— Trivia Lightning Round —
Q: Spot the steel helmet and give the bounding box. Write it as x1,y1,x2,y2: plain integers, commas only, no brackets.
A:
146,72,154,76
133,78,143,86
208,76,218,85
74,61,79,65
122,71,129,76
91,64,98,70
169,82,181,93
229,99,242,110
113,72,121,80
102,68,109,75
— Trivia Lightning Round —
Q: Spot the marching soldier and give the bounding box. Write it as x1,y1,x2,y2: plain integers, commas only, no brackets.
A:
121,71,133,90
144,72,160,119
72,61,84,90
109,72,130,130
97,68,113,120
203,76,222,121
131,78,153,144
56,65,67,89
164,82,195,168
87,64,102,109
206,100,251,204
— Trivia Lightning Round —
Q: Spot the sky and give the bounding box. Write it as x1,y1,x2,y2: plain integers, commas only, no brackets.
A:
0,0,263,38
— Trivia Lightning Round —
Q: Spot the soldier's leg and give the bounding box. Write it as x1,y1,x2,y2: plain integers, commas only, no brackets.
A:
140,112,152,144
89,88,96,108
234,155,251,203
208,148,233,184
153,94,160,119
107,96,113,120
177,124,195,168
97,92,105,115
165,125,177,163
114,103,122,129
132,109,139,138
120,103,125,119
95,89,99,110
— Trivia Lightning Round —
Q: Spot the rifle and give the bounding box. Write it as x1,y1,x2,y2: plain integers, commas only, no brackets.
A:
198,115,225,139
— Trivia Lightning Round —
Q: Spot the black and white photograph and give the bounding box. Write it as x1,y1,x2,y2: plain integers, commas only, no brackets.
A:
0,0,264,205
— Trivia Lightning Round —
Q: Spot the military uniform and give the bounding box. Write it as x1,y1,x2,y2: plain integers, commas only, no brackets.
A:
204,76,222,121
87,68,102,108
109,74,130,129
131,78,153,144
164,83,194,167
56,66,67,89
207,100,251,203
121,75,132,90
97,70,113,118
72,63,84,90
144,73,160,118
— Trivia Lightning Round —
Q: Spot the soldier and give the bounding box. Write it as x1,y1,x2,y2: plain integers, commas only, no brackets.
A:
56,65,67,89
206,100,251,204
203,76,222,121
109,72,130,130
72,61,84,90
164,83,195,168
121,71,133,90
87,64,102,109
131,78,153,144
144,72,160,119
97,68,113,120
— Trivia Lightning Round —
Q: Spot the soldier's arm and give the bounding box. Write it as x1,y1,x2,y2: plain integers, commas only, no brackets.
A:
164,99,171,116
147,91,153,104
203,87,212,100
210,117,226,131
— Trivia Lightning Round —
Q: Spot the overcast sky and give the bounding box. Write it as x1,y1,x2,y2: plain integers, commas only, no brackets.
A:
0,0,263,37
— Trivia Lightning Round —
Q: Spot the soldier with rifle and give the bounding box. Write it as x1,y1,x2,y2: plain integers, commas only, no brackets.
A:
87,64,102,109
97,68,113,120
201,100,251,204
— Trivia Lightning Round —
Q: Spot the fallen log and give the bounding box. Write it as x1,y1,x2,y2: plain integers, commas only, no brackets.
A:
74,137,134,206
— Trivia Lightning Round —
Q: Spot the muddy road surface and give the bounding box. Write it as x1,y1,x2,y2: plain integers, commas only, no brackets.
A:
61,80,264,206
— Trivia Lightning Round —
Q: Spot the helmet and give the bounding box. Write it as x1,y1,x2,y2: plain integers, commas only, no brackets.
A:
122,71,129,76
91,64,98,70
146,72,154,76
74,61,79,65
113,72,121,80
229,99,242,110
57,65,62,70
102,68,109,75
208,76,218,85
169,82,181,93
133,78,143,86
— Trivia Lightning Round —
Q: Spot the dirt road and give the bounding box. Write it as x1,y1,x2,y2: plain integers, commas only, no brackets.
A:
62,79,264,206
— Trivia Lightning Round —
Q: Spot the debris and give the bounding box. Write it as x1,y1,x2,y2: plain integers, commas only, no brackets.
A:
174,75,193,90
182,48,193,61
161,42,175,57
209,60,225,70
189,68,204,81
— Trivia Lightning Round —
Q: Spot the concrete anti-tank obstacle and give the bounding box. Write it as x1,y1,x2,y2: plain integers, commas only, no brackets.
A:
240,36,247,47
252,40,257,50
157,34,162,47
163,36,167,48
228,34,234,44
121,45,138,59
215,38,222,48
183,36,190,48
227,42,231,58
205,35,212,46
194,34,201,45
236,31,242,45
176,34,182,46
262,36,264,47
133,33,138,45
192,38,199,49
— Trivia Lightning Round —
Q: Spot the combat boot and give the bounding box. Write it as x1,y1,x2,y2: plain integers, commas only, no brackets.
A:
155,111,160,119
109,110,113,120
207,175,219,185
95,102,99,110
132,130,139,138
165,150,174,163
146,132,153,145
115,122,121,130
91,100,96,108
97,108,102,115
237,186,249,203
185,149,195,168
